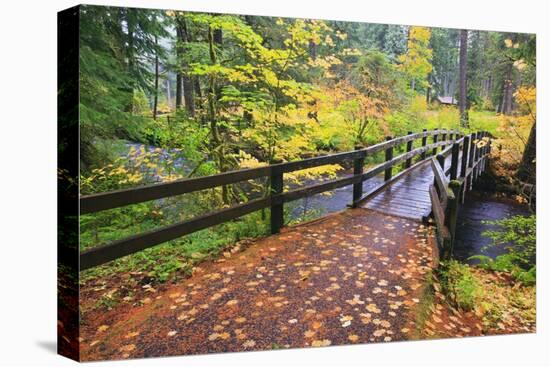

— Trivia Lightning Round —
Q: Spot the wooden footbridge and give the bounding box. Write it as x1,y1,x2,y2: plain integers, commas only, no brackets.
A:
80,129,492,270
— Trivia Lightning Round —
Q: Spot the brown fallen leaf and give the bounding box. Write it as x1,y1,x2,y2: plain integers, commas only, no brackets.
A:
119,344,136,352
304,330,316,338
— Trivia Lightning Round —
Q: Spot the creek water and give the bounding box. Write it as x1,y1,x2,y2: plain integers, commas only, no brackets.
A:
453,192,531,264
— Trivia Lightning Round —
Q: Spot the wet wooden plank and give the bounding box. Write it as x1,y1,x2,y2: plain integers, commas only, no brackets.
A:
361,152,456,221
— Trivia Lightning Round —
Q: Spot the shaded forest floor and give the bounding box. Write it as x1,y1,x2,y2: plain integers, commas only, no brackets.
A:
419,267,535,340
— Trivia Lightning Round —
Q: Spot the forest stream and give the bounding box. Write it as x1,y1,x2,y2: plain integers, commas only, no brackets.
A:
454,192,531,263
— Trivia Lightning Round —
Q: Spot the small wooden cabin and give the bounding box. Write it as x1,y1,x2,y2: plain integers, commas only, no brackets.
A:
434,96,458,106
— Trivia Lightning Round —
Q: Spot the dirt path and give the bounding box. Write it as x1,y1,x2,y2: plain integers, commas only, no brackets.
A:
80,208,437,361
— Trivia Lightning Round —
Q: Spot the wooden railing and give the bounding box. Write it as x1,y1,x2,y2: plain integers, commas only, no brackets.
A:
80,129,474,271
428,131,492,259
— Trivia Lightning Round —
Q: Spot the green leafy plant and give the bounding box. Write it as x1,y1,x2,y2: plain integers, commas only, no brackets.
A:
471,215,536,285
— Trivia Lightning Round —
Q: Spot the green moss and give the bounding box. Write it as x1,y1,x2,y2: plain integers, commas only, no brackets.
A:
439,260,483,311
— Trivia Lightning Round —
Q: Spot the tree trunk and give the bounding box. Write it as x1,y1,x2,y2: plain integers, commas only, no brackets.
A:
153,58,159,119
308,40,317,60
213,28,223,44
426,74,431,103
502,63,514,115
194,77,202,109
175,26,183,109
207,25,229,204
153,36,159,120
517,122,536,184
165,78,171,108
459,29,469,127
179,18,195,116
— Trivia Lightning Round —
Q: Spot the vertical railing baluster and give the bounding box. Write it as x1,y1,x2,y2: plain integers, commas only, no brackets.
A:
385,136,393,181
421,129,427,160
474,131,481,180
460,135,470,203
405,131,413,169
468,133,476,190
432,131,439,156
352,145,364,207
450,142,460,180
441,132,447,152
434,153,445,196
446,181,461,258
270,164,284,234
436,153,445,171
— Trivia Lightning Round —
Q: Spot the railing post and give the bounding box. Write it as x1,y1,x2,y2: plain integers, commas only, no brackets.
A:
482,132,488,173
450,142,460,180
445,180,462,259
405,131,413,169
484,135,491,173
434,153,445,191
468,133,476,191
421,129,427,160
385,136,393,181
270,163,284,234
352,145,364,207
460,135,470,178
460,135,470,203
441,132,447,151
474,132,481,180
437,153,445,171
432,131,439,156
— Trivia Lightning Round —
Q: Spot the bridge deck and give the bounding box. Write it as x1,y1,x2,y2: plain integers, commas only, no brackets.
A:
361,154,456,221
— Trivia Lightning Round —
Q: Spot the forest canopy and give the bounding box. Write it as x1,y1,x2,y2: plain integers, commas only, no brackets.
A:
79,7,535,186
76,4,536,294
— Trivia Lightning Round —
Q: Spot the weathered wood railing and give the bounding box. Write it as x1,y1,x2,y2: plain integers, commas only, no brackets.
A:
428,131,492,259
80,129,473,271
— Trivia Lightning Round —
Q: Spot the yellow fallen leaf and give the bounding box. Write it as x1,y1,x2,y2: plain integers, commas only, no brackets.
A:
366,303,381,313
119,344,136,352
348,334,359,342
124,331,139,339
311,339,331,347
208,333,220,341
97,325,109,332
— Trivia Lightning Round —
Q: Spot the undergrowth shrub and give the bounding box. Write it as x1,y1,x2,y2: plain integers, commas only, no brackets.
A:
439,260,483,311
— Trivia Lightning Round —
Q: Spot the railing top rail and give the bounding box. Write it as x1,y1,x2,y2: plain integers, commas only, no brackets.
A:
80,128,460,214
79,129,490,270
